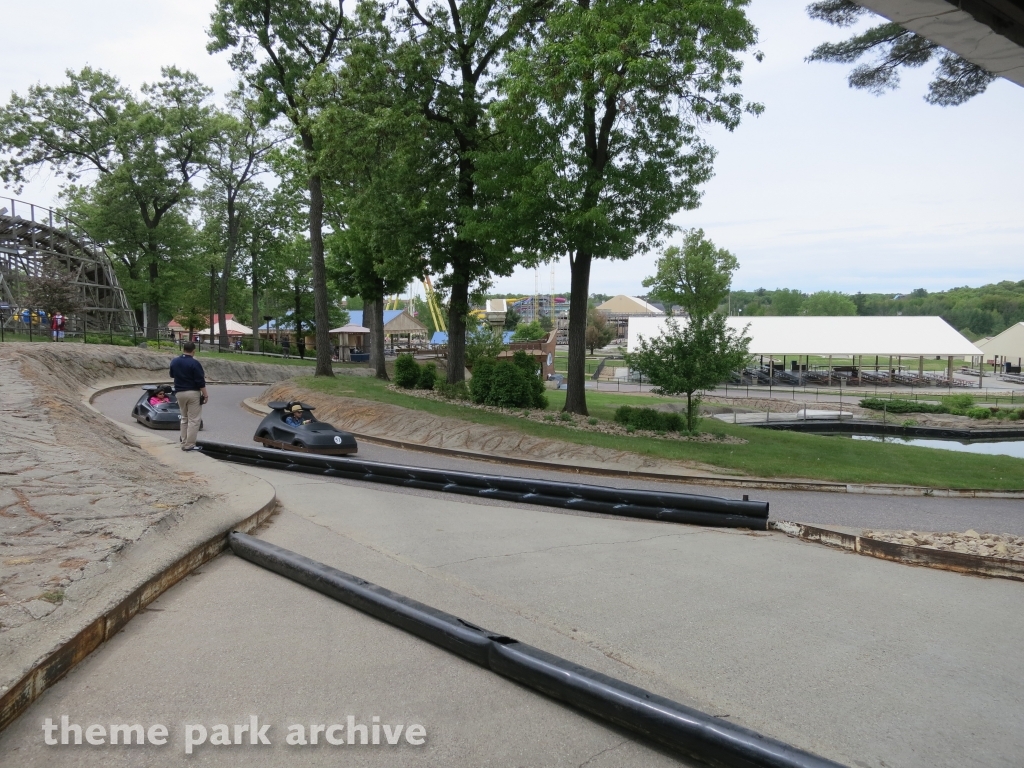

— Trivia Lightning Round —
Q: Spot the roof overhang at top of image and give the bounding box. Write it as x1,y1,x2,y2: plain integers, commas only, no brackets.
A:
857,0,1024,86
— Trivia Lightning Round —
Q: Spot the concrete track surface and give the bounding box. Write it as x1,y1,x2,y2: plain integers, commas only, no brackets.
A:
1,384,1022,767
96,385,1024,536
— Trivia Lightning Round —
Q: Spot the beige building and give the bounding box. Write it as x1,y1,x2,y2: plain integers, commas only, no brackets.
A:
976,323,1024,371
595,295,664,316
595,295,663,340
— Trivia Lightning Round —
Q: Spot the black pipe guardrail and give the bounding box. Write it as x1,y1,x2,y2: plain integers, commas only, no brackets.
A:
227,533,845,768
199,441,769,529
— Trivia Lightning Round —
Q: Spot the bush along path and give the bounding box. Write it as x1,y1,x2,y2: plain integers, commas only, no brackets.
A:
860,394,1024,421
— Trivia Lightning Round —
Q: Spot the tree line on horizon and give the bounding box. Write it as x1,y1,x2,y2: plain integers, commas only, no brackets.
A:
724,281,1024,339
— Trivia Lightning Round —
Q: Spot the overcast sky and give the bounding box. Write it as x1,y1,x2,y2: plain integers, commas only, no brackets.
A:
2,0,1022,298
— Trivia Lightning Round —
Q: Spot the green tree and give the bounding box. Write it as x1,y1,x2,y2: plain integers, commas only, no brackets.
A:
642,230,739,319
465,322,507,369
512,320,545,341
488,0,760,414
316,6,432,378
802,290,858,316
585,307,614,354
805,0,994,106
25,258,83,322
0,67,213,337
209,0,348,375
203,94,281,348
385,0,552,385
503,307,521,330
626,316,750,431
769,288,805,316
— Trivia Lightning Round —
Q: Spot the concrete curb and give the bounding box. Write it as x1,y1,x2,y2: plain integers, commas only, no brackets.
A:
770,521,1024,583
241,398,1024,499
0,382,279,734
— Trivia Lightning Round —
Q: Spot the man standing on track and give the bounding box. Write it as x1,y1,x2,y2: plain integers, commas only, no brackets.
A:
170,341,208,452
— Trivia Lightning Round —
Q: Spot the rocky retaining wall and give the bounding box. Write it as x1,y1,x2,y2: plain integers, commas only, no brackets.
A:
0,344,295,688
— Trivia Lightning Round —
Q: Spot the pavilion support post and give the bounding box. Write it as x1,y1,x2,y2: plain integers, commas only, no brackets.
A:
918,356,924,380
947,356,953,386
888,355,892,385
828,355,832,386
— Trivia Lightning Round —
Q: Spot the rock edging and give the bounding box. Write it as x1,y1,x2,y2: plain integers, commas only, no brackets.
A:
770,521,1024,583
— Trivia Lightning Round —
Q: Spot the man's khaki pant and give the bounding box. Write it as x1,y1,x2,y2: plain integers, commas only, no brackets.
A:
177,390,202,449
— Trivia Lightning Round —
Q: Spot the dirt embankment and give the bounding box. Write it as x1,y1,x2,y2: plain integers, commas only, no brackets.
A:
0,344,296,640
258,381,743,478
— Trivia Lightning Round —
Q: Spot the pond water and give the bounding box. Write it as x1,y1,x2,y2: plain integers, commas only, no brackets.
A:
848,435,1024,459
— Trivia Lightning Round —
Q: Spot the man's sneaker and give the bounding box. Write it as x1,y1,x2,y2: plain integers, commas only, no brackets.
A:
182,446,203,452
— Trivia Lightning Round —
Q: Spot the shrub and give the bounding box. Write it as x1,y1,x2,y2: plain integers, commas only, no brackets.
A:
470,357,497,404
417,362,437,390
613,405,683,432
544,413,556,421
394,353,420,388
511,350,547,409
468,354,547,409
84,335,137,347
559,411,573,422
859,398,945,414
587,417,598,425
488,360,532,408
941,394,975,415
966,407,991,419
242,337,282,354
434,380,470,400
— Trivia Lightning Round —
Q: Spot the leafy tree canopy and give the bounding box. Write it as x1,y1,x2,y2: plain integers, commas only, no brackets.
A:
801,290,858,316
642,230,739,319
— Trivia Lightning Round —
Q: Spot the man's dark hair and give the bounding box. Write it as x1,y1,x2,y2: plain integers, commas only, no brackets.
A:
183,342,196,353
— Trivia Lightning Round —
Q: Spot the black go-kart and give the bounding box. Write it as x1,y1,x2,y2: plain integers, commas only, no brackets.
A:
254,401,358,455
131,385,203,431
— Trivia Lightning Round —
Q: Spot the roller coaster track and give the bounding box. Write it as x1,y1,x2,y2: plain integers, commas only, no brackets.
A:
0,195,137,331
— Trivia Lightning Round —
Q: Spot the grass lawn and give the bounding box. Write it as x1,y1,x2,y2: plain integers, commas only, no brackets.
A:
299,375,1024,490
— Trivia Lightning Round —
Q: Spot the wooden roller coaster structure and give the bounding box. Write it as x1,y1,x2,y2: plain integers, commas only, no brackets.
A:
0,196,137,332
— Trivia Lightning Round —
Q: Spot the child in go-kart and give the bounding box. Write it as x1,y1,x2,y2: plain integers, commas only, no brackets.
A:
149,389,171,406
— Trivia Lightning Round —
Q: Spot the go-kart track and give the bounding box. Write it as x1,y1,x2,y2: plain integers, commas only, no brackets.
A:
2,382,1023,767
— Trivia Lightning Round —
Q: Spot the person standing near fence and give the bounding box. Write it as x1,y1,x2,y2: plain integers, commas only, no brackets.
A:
170,342,208,452
51,311,65,341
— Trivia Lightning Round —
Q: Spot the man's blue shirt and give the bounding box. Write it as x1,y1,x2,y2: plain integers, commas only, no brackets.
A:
170,354,206,392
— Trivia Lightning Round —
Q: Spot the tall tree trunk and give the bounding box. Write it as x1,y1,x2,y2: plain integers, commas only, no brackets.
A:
251,269,260,352
294,278,303,353
366,295,388,379
446,276,469,384
564,249,592,415
147,258,159,340
218,213,237,351
304,135,334,377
